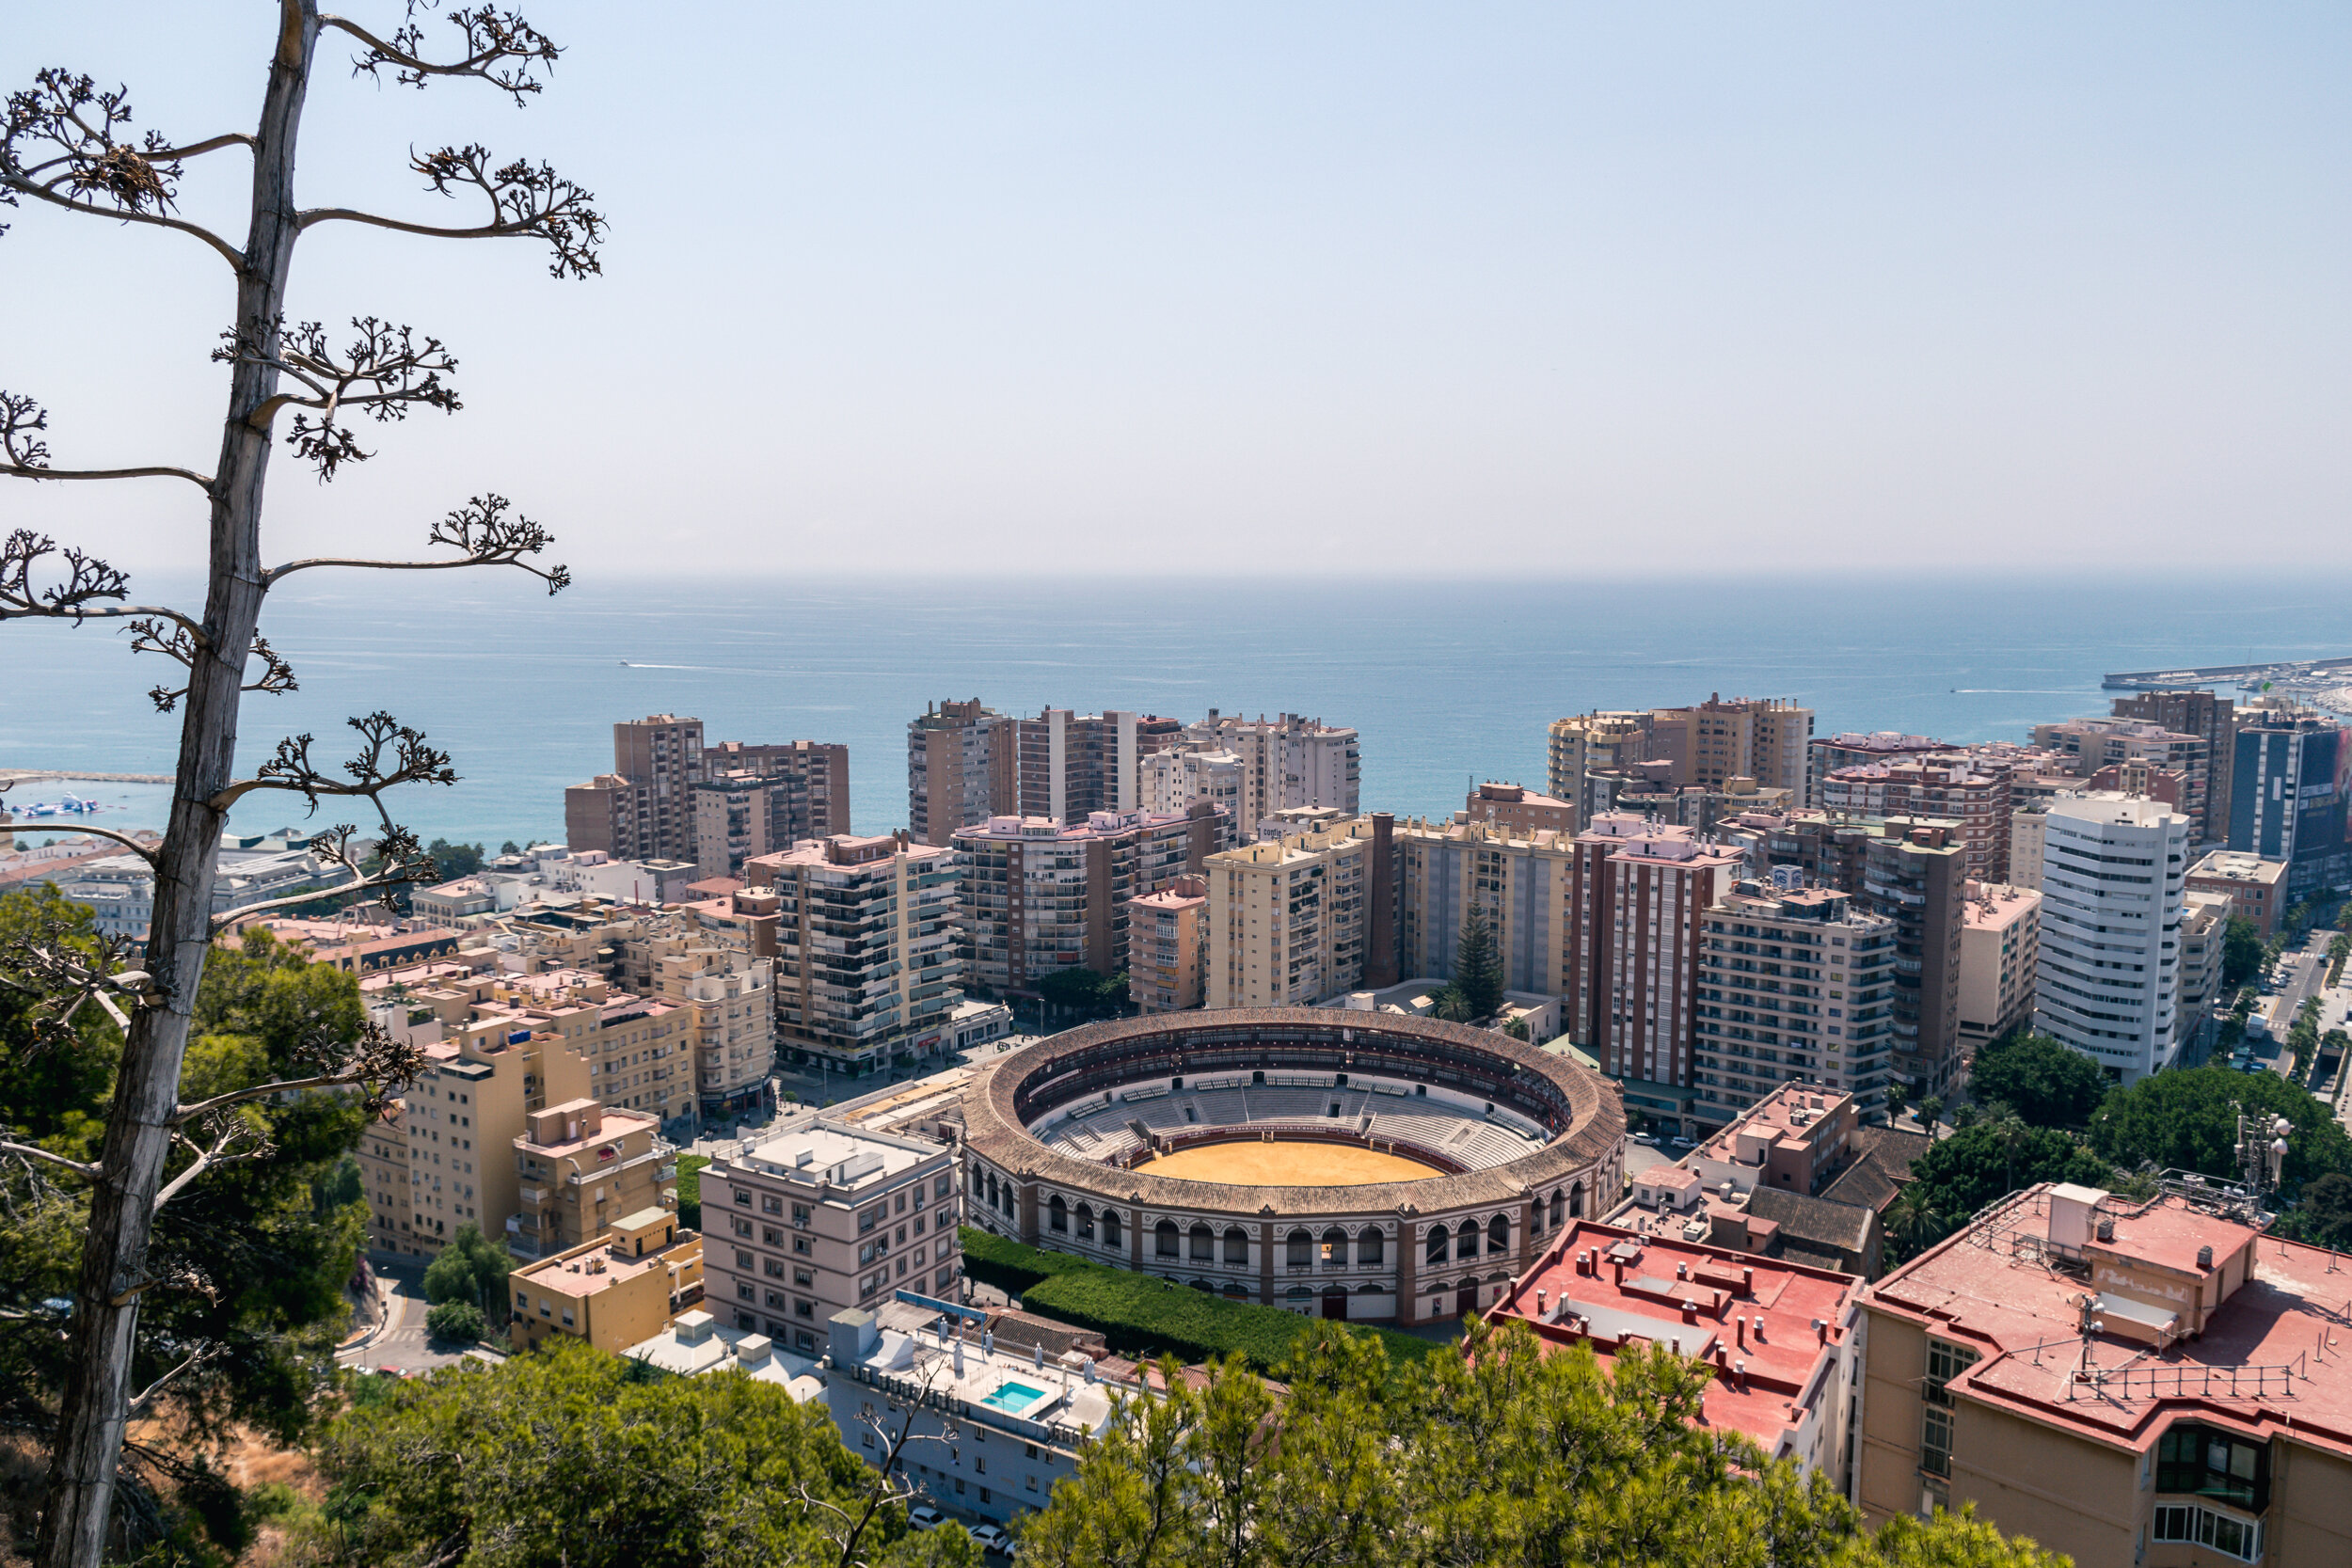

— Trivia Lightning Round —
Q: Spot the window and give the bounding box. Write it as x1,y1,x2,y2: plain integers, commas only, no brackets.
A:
733,1188,752,1208
1155,1220,1180,1258
2156,1424,2270,1513
2154,1502,2264,1562
1919,1407,1954,1479
1358,1229,1383,1266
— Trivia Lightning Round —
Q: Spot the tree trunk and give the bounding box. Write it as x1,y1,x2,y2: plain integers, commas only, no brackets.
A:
37,8,315,1564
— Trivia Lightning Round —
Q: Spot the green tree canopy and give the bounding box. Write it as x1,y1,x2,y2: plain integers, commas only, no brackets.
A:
423,1300,485,1344
302,1339,976,1568
2281,1171,2352,1249
2220,917,2265,990
422,838,487,879
422,1222,514,1315
1017,1317,2065,1568
1453,905,1504,1021
1908,1120,2114,1224
1039,966,1128,1021
2088,1066,2352,1190
1968,1034,2109,1130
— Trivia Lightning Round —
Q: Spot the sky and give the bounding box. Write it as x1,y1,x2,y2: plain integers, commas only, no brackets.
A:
3,3,2347,580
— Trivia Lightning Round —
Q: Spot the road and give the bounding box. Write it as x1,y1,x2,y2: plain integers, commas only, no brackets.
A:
335,1261,485,1377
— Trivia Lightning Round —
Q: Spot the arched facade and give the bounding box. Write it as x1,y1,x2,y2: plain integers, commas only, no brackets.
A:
957,1009,1624,1326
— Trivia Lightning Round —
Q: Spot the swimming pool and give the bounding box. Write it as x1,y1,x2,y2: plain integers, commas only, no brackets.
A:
979,1380,1047,1414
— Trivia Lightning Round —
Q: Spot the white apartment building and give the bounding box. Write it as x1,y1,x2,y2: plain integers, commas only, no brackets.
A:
704,1117,961,1357
1139,748,1243,841
1183,712,1360,830
2033,793,2192,1084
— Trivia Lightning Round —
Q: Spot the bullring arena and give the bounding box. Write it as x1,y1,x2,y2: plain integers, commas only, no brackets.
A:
959,1009,1624,1325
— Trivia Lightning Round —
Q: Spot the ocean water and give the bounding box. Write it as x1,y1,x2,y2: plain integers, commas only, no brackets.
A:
3,572,2344,847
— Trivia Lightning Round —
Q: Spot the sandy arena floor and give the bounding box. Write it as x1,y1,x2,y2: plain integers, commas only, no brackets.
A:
1133,1139,1445,1186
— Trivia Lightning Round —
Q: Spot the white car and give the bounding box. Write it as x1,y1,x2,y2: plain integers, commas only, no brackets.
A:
908,1505,944,1532
970,1524,1013,1556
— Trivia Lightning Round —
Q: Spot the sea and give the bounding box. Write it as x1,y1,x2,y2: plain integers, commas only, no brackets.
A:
2,572,2344,848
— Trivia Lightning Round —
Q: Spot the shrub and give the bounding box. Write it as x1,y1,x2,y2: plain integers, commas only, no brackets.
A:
675,1153,709,1230
960,1227,1443,1377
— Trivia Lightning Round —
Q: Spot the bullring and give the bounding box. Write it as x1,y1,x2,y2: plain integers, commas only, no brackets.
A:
959,1009,1624,1325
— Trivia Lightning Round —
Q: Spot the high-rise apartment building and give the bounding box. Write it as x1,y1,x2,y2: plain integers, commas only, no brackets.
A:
2231,710,2350,900
1565,815,1745,1106
2035,792,2192,1084
1205,816,1398,1008
1806,733,1947,807
1862,819,1969,1097
1692,883,1899,1124
1644,695,1814,795
1184,711,1361,830
1544,711,1652,810
567,716,847,865
1957,882,2041,1057
956,805,1225,996
1015,708,1184,824
746,833,963,1078
2110,689,2236,845
1392,817,1579,998
1820,760,2012,881
703,1116,962,1357
1139,748,1244,832
2031,718,2211,844
1129,874,1208,1013
908,699,1015,846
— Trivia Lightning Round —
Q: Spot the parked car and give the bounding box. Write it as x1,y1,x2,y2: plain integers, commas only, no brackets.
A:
970,1524,1012,1556
908,1506,944,1532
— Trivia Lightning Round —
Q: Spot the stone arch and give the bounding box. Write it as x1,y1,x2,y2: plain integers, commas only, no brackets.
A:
1357,1227,1386,1266
1287,1227,1313,1267
1101,1209,1122,1249
1425,1225,1450,1265
1075,1201,1095,1241
1456,1218,1481,1259
1189,1223,1215,1261
1223,1226,1249,1264
1487,1213,1510,1254
1048,1193,1069,1233
1155,1218,1180,1258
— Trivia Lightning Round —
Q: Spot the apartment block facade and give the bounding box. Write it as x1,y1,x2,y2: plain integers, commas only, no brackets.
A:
1205,815,1398,1008
510,1210,703,1355
1129,875,1208,1013
956,805,1224,996
1692,884,1899,1125
510,1097,672,1260
1957,882,2042,1056
908,699,1015,846
746,833,963,1076
1645,695,1814,796
1393,817,1579,998
1820,760,2012,882
703,1117,962,1358
2111,689,2237,846
2231,711,2351,900
2036,792,2192,1084
567,715,847,866
1565,816,1746,1114
1545,710,1653,811
2032,718,2212,845
1184,711,1361,830
1864,820,1969,1097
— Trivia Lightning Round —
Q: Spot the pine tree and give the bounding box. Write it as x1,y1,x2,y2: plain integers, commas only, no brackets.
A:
1454,904,1504,1022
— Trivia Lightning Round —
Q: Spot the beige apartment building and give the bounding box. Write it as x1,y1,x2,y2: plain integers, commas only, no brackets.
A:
2178,891,2232,1059
510,1097,672,1260
2032,717,2213,844
510,1209,703,1354
1545,710,1653,813
1129,875,1207,1012
2111,689,2237,846
703,1117,962,1357
1860,1182,2352,1565
1393,817,1579,999
908,698,1013,846
358,1020,591,1262
1692,883,1899,1125
1645,695,1814,796
1957,882,2042,1057
567,715,848,867
1205,815,1399,1008
956,806,1223,996
745,833,963,1078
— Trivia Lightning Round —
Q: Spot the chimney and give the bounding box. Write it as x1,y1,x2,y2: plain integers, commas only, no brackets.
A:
1536,1290,1548,1316
1813,1318,1827,1344
1740,1266,1754,1295
2198,1245,2214,1270
1736,1317,1746,1349
1753,1316,1766,1344
1733,1360,1747,1393
1681,1300,1698,1325
1612,1258,1625,1287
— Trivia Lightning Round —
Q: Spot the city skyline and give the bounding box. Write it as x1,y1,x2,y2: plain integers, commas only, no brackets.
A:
4,3,2347,581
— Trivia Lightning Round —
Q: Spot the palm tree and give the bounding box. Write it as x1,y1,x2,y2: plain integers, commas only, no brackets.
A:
1980,1101,2030,1196
1882,1184,1945,1266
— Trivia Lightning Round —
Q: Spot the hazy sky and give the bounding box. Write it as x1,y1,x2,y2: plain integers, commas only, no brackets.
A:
4,4,2346,580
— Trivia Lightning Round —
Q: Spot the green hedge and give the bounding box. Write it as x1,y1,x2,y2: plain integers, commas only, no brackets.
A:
959,1227,1445,1377
675,1154,709,1231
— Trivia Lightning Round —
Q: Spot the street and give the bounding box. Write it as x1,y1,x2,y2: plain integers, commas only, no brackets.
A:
335,1261,488,1378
